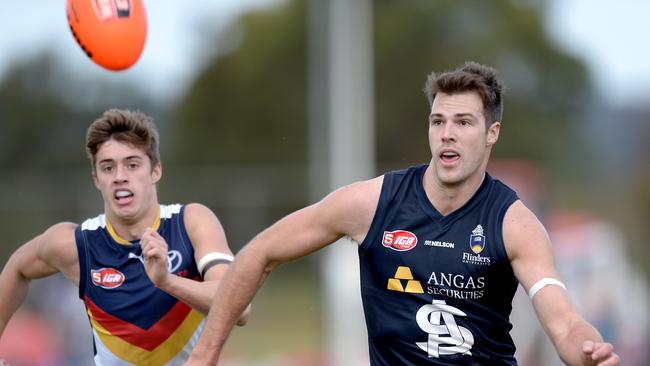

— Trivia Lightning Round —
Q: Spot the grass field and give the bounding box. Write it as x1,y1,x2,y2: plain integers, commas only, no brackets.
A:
223,263,326,363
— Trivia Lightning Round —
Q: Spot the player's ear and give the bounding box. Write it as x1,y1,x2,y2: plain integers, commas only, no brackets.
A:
92,168,100,189
151,162,162,184
487,121,500,146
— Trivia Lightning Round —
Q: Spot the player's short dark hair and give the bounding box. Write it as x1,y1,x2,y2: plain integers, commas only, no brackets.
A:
423,61,504,125
86,108,160,169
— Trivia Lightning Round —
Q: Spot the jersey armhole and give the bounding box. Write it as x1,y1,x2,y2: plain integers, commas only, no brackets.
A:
496,194,519,263
177,205,198,276
75,226,89,300
359,174,394,255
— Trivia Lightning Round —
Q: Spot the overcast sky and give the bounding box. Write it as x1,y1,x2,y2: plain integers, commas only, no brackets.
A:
0,0,648,106
545,0,650,106
0,0,279,102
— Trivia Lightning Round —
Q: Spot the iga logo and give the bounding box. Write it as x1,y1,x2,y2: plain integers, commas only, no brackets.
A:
91,268,125,289
383,230,418,251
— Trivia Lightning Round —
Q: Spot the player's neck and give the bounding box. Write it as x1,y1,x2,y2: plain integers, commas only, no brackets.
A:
423,167,485,216
105,203,161,242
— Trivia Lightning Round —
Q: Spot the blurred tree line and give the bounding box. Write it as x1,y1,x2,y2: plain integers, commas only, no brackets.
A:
1,0,648,288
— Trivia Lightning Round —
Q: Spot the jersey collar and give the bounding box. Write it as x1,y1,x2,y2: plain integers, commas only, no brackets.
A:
105,205,161,245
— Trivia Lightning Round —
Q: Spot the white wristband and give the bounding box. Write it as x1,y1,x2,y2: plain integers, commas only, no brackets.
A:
528,278,566,300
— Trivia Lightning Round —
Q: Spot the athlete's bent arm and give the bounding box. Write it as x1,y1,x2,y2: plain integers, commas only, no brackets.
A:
504,201,619,366
0,223,79,338
140,203,246,317
184,177,382,366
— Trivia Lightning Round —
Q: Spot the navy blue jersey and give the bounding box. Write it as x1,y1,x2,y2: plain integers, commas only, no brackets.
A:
75,204,204,365
359,164,520,365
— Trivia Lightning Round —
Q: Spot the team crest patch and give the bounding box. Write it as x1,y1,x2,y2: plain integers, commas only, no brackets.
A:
91,268,125,289
469,225,485,254
383,230,418,251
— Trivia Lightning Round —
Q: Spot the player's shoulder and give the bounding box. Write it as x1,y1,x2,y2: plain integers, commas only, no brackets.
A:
503,200,543,227
182,203,223,232
502,200,550,256
314,176,385,233
326,175,384,206
348,175,385,191
38,222,79,264
42,222,78,243
183,202,218,220
300,176,383,242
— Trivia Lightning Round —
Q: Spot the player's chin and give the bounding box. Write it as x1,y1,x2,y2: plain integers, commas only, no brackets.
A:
110,204,139,220
436,172,465,186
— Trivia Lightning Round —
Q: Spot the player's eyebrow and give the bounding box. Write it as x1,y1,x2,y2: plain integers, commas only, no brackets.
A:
97,155,143,165
429,112,478,118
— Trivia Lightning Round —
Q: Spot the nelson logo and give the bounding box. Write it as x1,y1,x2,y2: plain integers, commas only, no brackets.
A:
383,230,418,251
91,268,125,289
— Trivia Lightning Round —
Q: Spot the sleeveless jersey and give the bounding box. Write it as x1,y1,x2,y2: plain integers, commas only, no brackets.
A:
359,164,520,365
76,204,205,366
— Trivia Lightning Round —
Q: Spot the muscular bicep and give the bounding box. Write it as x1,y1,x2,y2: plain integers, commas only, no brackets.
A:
503,200,560,291
503,201,582,342
11,222,78,282
184,203,233,281
254,176,382,270
10,235,58,280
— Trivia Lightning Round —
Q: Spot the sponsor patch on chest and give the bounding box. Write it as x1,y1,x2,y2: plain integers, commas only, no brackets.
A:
382,230,418,251
91,268,125,289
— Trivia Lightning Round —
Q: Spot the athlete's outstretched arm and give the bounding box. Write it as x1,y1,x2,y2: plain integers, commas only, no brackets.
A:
183,177,382,366
504,201,619,366
0,223,78,338
140,203,245,317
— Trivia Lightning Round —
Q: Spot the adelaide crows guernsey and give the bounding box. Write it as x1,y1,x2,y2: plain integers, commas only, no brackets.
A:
76,204,204,366
359,165,520,365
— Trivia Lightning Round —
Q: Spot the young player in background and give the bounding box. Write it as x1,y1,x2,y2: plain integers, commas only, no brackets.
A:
0,109,249,365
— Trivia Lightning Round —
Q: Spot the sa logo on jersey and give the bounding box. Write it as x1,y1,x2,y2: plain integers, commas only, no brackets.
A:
383,230,418,251
91,268,125,289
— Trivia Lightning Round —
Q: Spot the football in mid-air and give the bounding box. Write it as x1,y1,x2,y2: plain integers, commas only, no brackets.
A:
66,0,147,71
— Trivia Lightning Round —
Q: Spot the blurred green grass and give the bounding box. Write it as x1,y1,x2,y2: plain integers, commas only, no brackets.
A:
224,263,324,361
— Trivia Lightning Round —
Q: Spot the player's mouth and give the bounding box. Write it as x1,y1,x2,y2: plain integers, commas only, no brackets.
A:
439,150,460,165
114,189,134,204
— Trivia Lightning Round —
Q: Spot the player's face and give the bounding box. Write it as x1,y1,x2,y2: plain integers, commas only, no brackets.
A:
92,139,161,222
428,92,500,187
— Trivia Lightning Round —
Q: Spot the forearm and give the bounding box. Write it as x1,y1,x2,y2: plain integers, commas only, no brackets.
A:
554,316,603,365
156,275,218,315
188,247,269,364
0,259,31,337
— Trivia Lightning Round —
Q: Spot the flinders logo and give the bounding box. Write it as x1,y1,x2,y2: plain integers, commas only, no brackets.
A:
462,225,491,266
387,266,424,293
469,225,485,254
